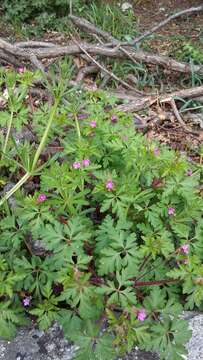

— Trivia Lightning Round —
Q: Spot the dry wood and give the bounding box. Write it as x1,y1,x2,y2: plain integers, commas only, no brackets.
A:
69,11,203,73
69,15,116,43
19,45,203,75
0,49,21,67
107,5,203,47
0,37,203,76
116,97,155,112
76,64,99,82
71,37,145,95
69,15,145,71
170,99,199,134
115,86,203,113
160,86,203,103
16,41,56,48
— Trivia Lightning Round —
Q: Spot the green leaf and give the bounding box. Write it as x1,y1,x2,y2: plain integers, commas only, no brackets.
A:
0,301,27,339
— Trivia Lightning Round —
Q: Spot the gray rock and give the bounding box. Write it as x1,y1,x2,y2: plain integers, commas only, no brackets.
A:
122,348,158,360
186,314,203,360
0,312,202,360
0,322,77,360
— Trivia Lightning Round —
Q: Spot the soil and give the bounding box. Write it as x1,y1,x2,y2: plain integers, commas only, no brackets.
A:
132,0,203,157
133,0,203,38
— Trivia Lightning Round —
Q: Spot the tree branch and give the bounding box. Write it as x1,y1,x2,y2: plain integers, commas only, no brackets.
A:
71,37,145,95
109,5,203,47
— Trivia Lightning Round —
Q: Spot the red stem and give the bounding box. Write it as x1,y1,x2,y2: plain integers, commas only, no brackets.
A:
133,279,179,287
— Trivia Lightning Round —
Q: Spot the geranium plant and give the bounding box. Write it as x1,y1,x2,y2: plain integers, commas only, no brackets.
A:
0,67,203,360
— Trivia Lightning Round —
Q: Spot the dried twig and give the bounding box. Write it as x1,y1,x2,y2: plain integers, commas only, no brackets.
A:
108,5,203,47
69,14,116,44
69,15,156,70
0,49,21,67
160,85,203,103
71,36,145,95
170,99,199,134
16,41,56,48
0,37,203,76
116,85,203,113
76,64,99,82
29,54,45,72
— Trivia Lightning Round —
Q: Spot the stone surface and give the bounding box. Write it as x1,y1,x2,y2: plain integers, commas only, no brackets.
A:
0,312,202,360
0,323,77,360
186,314,203,360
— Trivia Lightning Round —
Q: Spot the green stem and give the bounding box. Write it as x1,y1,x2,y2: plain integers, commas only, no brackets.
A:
2,110,14,158
0,172,31,206
74,114,81,140
31,100,59,171
0,99,59,207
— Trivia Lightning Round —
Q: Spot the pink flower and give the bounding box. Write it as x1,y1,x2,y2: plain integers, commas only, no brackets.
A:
168,207,175,216
180,244,189,254
73,161,81,169
90,121,97,128
154,148,160,156
106,180,114,191
82,159,90,167
18,66,26,73
111,114,118,123
22,296,32,307
37,194,47,203
186,169,193,176
137,309,146,321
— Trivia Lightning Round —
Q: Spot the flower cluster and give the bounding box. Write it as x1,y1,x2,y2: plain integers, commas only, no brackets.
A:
73,159,90,169
37,194,47,203
90,121,97,128
106,180,114,191
180,244,189,254
22,296,32,307
168,207,175,216
137,309,147,321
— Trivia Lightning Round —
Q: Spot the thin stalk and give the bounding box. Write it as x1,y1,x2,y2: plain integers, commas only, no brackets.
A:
133,279,179,287
31,99,59,171
0,172,31,206
2,110,14,158
138,254,151,273
69,0,73,15
74,113,81,140
0,99,59,207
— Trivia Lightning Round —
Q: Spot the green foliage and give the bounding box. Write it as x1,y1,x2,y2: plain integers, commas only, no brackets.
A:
85,2,137,41
0,67,203,360
177,43,203,64
2,0,137,38
0,301,27,339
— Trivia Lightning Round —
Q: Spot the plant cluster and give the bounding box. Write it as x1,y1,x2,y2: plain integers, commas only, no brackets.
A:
0,66,203,360
1,0,137,38
178,43,203,64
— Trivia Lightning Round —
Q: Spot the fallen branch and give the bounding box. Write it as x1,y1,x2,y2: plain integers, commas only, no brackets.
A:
71,37,145,95
69,15,146,69
0,49,21,67
75,64,99,82
0,37,203,76
69,14,116,44
16,41,56,48
109,5,203,47
160,86,203,103
170,99,199,134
